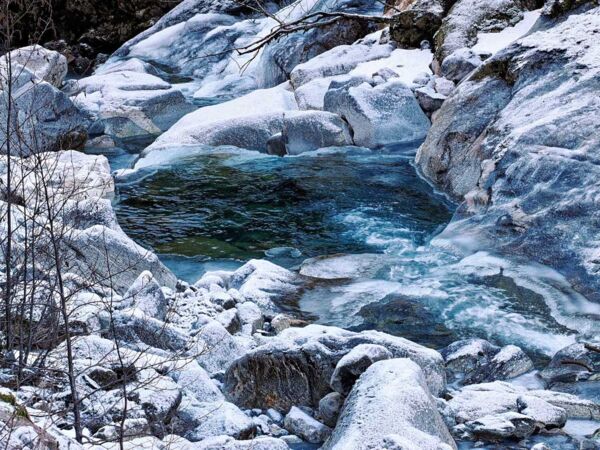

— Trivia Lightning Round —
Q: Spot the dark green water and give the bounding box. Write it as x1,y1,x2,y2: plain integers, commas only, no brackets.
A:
114,146,453,275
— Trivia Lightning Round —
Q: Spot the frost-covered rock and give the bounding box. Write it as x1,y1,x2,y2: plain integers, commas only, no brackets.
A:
324,78,430,147
224,324,445,410
284,406,332,444
172,362,224,403
417,6,600,301
173,395,255,442
442,339,533,384
123,271,169,320
323,359,457,450
194,320,248,376
143,84,297,154
236,302,264,335
65,224,177,294
0,65,87,156
441,48,483,83
318,392,345,427
290,43,393,88
415,86,447,114
227,260,303,313
540,342,600,387
3,45,68,87
330,344,392,395
447,380,600,442
463,411,536,441
283,111,353,155
72,70,193,139
192,435,290,450
105,308,189,351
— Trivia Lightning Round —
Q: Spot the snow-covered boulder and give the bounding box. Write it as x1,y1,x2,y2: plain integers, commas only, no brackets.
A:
284,406,332,444
172,361,224,403
447,380,600,442
3,45,68,87
173,395,255,442
140,84,297,156
283,111,353,155
224,324,446,410
322,359,457,450
236,302,264,335
0,66,87,156
289,43,393,88
194,320,248,376
227,260,303,314
65,225,176,294
442,339,533,385
191,435,290,450
330,344,392,395
539,342,600,387
72,70,193,139
324,78,430,147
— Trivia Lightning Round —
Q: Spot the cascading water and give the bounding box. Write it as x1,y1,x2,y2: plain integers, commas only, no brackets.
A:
111,142,600,363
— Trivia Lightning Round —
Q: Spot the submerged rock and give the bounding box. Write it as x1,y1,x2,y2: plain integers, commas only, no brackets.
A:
323,359,457,450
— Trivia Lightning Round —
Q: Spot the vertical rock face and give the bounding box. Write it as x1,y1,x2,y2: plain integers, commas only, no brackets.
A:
433,0,541,63
322,359,456,450
416,5,600,301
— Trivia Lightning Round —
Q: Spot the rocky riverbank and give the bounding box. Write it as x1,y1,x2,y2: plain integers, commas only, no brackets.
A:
1,0,600,448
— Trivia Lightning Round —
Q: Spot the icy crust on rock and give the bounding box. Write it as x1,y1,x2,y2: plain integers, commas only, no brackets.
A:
418,6,600,303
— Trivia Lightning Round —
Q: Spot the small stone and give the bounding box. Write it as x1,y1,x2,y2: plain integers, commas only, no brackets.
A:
318,392,345,427
284,406,332,444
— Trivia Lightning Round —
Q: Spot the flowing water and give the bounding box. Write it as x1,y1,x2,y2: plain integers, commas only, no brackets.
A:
108,142,600,363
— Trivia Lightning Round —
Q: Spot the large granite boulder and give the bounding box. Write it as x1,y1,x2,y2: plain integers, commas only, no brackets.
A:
224,325,446,410
322,359,457,450
0,64,87,156
324,78,430,147
416,6,600,302
72,69,194,139
3,45,68,87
